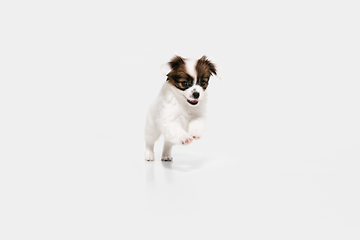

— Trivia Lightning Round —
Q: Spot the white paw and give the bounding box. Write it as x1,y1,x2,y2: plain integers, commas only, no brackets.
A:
161,155,173,161
189,131,202,140
145,152,154,161
180,135,193,145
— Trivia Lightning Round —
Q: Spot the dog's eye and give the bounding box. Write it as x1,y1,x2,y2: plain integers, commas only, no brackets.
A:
181,81,189,87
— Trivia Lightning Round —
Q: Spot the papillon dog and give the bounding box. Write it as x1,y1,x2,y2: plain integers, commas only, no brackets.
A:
144,55,217,161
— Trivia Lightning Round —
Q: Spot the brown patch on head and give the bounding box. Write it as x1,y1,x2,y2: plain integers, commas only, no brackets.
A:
195,55,217,90
166,56,194,91
168,55,185,69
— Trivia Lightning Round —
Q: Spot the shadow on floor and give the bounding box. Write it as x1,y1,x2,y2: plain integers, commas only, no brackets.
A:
161,154,208,172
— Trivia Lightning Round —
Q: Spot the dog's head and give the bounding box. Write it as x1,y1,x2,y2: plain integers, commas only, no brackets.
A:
165,55,217,106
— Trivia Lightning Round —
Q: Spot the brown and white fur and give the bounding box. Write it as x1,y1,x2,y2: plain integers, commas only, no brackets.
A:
144,55,217,161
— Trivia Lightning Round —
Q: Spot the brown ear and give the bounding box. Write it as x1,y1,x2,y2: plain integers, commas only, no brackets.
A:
168,55,185,70
197,55,217,76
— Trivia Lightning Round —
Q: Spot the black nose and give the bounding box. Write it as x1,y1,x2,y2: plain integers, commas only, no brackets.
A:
192,92,200,99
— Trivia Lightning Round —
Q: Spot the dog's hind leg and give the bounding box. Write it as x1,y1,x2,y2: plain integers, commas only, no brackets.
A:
144,120,160,161
161,141,173,161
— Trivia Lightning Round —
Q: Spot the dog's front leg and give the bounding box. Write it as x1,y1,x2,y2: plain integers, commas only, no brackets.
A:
160,122,193,145
188,116,206,140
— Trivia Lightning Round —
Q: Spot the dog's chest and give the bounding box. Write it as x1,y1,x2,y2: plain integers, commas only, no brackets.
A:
177,107,199,128
178,112,191,127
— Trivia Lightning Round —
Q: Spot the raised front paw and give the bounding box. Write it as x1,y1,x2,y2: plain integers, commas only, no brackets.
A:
189,130,202,140
192,135,201,140
180,133,193,145
182,137,193,145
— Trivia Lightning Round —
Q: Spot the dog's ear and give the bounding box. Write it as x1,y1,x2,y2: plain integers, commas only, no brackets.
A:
197,55,217,76
160,55,186,76
168,55,185,69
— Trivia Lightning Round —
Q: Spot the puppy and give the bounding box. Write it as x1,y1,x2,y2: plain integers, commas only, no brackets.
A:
144,55,217,161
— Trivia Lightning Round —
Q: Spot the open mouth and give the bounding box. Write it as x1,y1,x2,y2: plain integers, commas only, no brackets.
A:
187,99,199,105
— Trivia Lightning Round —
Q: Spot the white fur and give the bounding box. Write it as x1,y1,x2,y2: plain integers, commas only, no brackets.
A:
185,59,197,79
144,82,207,161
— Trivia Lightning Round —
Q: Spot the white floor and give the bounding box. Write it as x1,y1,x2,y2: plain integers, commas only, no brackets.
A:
1,1,360,239
2,133,359,239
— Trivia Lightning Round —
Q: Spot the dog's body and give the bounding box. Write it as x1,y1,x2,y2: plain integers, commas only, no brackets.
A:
144,55,217,161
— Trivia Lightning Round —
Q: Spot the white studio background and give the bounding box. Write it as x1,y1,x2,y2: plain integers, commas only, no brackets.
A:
1,0,360,239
